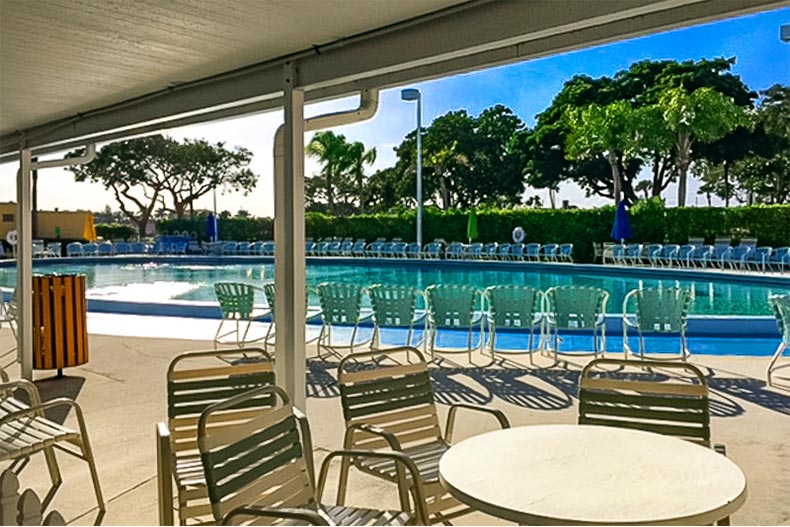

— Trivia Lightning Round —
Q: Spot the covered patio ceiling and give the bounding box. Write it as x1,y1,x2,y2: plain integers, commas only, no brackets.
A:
0,0,784,159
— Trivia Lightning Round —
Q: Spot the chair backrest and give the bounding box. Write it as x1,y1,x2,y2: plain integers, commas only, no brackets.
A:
338,347,442,449
524,243,540,256
485,285,542,330
687,237,704,247
739,237,757,248
579,358,712,446
262,283,310,321
316,282,365,325
369,285,421,328
624,288,692,334
770,295,790,344
426,285,480,329
198,385,315,523
545,286,607,330
214,282,257,319
168,348,275,463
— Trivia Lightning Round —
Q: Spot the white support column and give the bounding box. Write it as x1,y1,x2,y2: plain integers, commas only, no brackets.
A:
16,149,33,379
274,62,307,411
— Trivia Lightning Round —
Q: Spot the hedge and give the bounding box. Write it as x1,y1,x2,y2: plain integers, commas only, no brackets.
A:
95,223,136,241
158,204,790,263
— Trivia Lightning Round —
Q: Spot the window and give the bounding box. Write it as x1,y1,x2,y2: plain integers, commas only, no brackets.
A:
2,214,13,222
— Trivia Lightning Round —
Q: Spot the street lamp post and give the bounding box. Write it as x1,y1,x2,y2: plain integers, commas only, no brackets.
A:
401,88,423,249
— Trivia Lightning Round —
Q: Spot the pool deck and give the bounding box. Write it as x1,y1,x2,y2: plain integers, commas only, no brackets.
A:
1,313,789,526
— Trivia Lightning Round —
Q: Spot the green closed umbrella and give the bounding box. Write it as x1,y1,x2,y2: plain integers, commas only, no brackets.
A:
467,207,478,244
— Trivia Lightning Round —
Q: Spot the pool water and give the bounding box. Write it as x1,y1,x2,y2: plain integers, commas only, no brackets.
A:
1,260,788,317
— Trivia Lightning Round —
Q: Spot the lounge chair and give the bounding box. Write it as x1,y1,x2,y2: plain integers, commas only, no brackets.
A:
305,241,316,256
0,366,104,516
483,242,498,260
540,243,559,262
422,242,442,259
464,243,483,259
510,242,525,260
172,241,188,255
351,240,367,257
249,241,263,255
391,241,408,258
644,244,663,267
340,240,354,256
316,282,372,359
406,242,422,259
336,347,509,524
213,282,270,349
198,385,428,526
767,295,790,387
43,242,62,257
368,284,426,349
485,285,543,364
221,242,237,255
425,284,484,365
579,358,724,451
721,238,755,269
770,246,790,272
703,237,731,267
444,242,463,259
658,244,679,267
610,243,626,265
622,243,642,266
366,239,386,257
746,246,772,271
113,241,129,255
544,285,608,363
623,287,692,361
496,243,512,260
236,241,251,255
156,348,274,525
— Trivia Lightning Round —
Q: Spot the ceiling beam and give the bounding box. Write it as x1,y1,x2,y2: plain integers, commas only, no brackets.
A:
0,0,783,158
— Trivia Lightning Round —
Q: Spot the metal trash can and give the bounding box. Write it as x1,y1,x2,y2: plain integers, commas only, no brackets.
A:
32,274,89,375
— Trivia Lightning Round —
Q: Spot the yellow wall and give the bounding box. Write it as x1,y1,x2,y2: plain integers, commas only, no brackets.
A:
0,202,94,241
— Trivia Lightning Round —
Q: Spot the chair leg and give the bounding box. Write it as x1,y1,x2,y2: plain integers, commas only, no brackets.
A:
767,342,786,387
42,446,62,490
336,451,352,506
79,437,106,513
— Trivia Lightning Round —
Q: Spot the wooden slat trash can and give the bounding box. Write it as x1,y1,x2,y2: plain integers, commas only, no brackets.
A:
32,274,88,375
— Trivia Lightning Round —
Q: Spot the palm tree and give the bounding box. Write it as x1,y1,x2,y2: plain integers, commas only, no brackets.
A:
305,131,352,215
346,141,377,213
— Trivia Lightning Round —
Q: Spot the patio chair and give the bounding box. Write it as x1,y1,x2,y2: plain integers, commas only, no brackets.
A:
0,367,104,516
369,284,426,349
622,287,692,361
485,285,543,364
213,282,270,349
315,282,372,359
540,243,559,262
524,243,541,262
767,295,790,387
425,284,484,365
557,243,573,262
544,285,608,363
579,358,721,450
198,384,427,526
260,283,322,354
156,348,275,525
336,347,509,524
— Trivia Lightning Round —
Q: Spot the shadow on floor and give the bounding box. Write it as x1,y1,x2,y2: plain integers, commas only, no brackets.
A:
705,370,790,416
30,374,87,424
430,368,492,406
306,359,340,398
465,368,571,410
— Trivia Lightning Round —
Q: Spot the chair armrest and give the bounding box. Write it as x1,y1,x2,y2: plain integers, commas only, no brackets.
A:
0,379,43,407
316,449,429,526
343,423,401,451
714,443,727,456
0,397,84,428
445,403,510,444
222,506,329,526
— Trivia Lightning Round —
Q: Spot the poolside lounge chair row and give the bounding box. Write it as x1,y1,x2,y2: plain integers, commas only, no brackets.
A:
441,241,573,261
603,237,790,272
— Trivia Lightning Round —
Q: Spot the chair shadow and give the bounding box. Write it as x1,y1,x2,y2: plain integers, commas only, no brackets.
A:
528,367,582,401
704,368,790,416
465,368,571,410
429,368,492,406
29,375,87,424
306,359,340,398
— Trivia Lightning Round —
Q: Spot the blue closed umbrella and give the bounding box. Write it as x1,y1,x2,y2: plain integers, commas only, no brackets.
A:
207,213,218,242
611,201,632,243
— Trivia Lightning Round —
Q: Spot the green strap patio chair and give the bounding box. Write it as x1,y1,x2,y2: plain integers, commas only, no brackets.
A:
213,282,270,350
579,358,725,453
544,285,608,364
623,287,693,361
156,348,275,526
368,284,426,350
198,385,428,526
316,282,373,360
484,285,544,364
768,294,790,387
261,283,322,354
425,284,484,365
337,347,510,524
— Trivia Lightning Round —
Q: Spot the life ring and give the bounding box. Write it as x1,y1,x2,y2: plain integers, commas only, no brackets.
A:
5,230,17,245
512,226,525,244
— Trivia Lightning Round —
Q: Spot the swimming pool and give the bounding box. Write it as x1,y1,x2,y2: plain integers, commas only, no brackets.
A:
1,257,788,317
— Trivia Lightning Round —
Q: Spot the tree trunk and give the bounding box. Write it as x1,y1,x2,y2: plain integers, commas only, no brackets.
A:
723,161,730,207
676,135,692,207
327,168,334,215
440,176,450,210
608,151,622,204
357,173,365,214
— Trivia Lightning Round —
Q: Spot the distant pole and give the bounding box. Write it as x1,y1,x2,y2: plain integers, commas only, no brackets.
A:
212,187,217,215
401,88,423,249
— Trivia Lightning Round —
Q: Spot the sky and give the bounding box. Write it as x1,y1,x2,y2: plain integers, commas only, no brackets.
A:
1,7,788,218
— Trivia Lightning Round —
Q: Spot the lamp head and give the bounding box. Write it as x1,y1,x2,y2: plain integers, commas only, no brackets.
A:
400,88,421,101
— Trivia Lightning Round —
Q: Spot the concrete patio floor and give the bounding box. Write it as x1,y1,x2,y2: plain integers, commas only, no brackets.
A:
1,314,789,526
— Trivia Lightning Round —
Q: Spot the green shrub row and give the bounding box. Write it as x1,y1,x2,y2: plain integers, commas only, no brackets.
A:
157,204,790,263
95,223,136,241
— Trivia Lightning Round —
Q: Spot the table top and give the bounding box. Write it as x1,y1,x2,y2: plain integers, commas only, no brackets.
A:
439,425,747,526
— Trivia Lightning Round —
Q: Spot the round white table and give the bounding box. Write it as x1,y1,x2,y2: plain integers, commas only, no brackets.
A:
439,425,747,525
